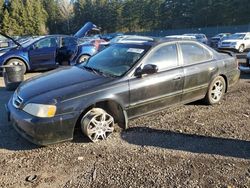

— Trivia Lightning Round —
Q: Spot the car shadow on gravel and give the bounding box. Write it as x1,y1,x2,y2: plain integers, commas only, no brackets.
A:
122,127,250,160
0,87,39,151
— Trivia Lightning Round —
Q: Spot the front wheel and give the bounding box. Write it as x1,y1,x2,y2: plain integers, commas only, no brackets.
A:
6,58,27,74
78,55,90,64
204,76,226,105
81,108,115,142
238,44,245,53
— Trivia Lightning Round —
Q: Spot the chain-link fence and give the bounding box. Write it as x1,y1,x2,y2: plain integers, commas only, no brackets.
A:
127,24,250,38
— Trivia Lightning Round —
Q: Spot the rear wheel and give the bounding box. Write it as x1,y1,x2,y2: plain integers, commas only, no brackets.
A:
81,108,115,142
238,44,245,53
6,58,27,74
78,55,90,64
204,76,226,105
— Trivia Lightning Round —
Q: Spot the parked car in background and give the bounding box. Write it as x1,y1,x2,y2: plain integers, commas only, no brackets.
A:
7,37,240,145
0,22,103,73
239,51,250,73
165,35,196,40
98,35,155,51
183,33,208,44
218,32,250,53
210,33,231,48
101,32,124,41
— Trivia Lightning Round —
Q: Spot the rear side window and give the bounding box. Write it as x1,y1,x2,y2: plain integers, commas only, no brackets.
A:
145,44,178,71
34,37,58,49
180,43,212,65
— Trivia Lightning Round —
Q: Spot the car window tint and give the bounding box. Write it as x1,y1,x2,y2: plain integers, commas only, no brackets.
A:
180,43,212,65
34,37,58,49
145,44,178,70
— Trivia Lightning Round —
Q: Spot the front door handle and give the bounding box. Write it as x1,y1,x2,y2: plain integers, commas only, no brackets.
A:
209,67,216,72
173,75,181,80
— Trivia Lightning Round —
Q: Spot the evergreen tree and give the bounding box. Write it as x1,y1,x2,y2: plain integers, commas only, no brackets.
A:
2,9,12,34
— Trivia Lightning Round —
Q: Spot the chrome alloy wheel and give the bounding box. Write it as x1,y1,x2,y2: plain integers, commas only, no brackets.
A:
210,80,224,102
81,108,114,142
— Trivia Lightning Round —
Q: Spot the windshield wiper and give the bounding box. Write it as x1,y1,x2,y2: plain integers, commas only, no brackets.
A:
82,65,98,75
82,65,117,78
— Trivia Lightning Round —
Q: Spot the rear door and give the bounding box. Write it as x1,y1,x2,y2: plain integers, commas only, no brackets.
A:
179,42,216,103
28,36,58,69
128,43,184,118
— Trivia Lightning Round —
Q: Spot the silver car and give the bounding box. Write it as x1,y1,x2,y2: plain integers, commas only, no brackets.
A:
218,32,250,53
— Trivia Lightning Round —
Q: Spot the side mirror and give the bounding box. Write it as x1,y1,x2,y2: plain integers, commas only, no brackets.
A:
135,64,158,77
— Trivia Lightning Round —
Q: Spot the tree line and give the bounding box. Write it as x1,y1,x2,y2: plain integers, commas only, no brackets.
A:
0,0,250,36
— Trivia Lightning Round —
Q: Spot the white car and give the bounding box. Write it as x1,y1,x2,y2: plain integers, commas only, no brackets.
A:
183,33,208,44
218,32,250,53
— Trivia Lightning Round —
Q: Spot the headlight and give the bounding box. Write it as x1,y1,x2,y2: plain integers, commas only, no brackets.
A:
23,103,57,118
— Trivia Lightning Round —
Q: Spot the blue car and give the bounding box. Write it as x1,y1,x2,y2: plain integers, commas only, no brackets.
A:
0,22,102,73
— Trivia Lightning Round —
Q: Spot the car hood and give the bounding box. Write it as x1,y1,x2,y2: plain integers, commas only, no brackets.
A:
221,39,241,43
0,32,21,47
17,66,113,101
74,22,100,38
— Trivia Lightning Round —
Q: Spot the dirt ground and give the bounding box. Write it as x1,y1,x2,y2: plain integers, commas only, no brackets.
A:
0,68,249,188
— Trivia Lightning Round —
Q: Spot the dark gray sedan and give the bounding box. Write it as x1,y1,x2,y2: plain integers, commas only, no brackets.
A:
7,38,240,145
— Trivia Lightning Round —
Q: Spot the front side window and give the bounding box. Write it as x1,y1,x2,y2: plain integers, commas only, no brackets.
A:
81,44,150,77
34,37,58,49
145,44,178,70
180,43,212,65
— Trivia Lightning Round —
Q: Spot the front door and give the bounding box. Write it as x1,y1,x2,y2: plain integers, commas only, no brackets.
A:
29,37,58,69
128,43,184,118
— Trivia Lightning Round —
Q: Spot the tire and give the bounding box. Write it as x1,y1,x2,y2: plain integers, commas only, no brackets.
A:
81,108,115,142
238,44,245,53
204,76,226,105
78,55,90,64
6,59,27,74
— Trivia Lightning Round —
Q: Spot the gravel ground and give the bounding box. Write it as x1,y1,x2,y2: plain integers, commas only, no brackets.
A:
0,69,249,188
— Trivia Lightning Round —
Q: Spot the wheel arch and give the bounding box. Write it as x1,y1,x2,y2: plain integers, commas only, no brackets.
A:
219,74,228,93
4,56,30,70
75,99,128,131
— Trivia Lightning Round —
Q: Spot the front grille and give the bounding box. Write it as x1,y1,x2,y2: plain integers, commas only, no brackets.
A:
222,42,231,45
12,93,23,109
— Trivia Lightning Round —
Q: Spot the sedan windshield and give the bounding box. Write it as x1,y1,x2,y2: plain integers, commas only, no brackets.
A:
229,34,245,40
81,44,150,77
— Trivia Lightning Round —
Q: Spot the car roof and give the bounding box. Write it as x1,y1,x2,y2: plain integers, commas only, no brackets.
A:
115,36,201,47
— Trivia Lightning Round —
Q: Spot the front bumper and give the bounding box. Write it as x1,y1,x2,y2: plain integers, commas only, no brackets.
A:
7,99,79,146
239,65,250,73
218,46,238,52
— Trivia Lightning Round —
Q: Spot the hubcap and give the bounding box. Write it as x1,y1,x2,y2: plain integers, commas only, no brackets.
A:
9,61,22,66
82,109,114,142
239,46,244,53
79,56,89,63
211,80,224,102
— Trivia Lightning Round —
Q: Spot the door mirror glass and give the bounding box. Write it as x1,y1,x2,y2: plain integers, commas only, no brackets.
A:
135,64,158,77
